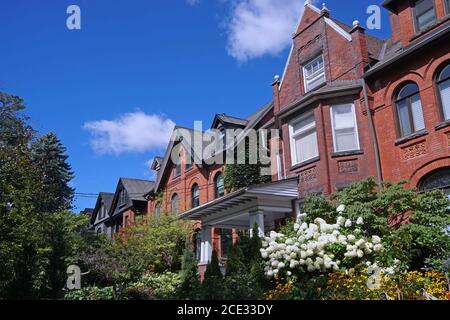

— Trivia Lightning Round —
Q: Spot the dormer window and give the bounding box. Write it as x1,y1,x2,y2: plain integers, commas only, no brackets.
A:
412,0,436,33
446,0,450,15
303,54,325,92
119,189,126,206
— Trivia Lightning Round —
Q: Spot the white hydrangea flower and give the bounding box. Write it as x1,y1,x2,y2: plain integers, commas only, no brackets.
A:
336,204,346,213
372,235,381,244
356,217,364,225
344,219,352,227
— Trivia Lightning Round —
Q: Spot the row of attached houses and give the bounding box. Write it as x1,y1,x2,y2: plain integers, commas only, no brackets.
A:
85,0,449,276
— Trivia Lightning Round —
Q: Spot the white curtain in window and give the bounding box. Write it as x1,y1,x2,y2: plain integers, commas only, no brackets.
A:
332,104,358,152
411,94,425,131
439,79,450,120
295,130,318,163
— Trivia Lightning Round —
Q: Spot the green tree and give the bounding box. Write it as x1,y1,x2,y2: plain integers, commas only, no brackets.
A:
0,91,83,299
32,133,75,212
178,248,200,299
200,250,224,299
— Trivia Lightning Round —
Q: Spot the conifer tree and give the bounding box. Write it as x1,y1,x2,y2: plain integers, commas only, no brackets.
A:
179,248,200,299
31,133,75,212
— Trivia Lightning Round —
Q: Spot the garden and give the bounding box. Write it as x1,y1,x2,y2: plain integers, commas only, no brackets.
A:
66,178,450,300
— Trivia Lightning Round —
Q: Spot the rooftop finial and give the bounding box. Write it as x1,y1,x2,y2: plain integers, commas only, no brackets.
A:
304,0,311,6
321,2,330,16
353,20,360,28
274,75,280,82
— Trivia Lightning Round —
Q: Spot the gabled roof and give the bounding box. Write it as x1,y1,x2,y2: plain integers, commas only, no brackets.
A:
110,178,154,217
211,114,248,129
90,192,114,225
151,102,274,194
280,1,386,90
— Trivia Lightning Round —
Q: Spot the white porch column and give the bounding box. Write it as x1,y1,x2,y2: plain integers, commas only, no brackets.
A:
249,211,265,238
200,225,213,264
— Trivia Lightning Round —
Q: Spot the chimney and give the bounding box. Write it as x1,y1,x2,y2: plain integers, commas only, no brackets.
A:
350,20,369,76
272,75,281,114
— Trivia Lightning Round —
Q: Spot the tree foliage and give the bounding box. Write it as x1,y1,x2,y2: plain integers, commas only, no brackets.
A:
0,91,81,299
302,177,450,271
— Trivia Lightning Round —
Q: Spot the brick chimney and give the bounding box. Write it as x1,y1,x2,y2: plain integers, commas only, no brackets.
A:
350,20,369,76
272,75,281,114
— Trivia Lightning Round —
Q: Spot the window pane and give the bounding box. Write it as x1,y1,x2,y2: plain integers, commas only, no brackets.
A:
293,114,315,133
335,128,358,151
215,174,225,198
304,55,325,92
332,104,355,130
411,94,425,131
440,65,450,82
295,130,318,162
397,99,413,136
397,83,419,100
415,0,436,30
439,79,450,120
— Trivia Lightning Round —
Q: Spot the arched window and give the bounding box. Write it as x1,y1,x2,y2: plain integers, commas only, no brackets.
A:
191,184,200,208
155,202,161,220
214,173,225,198
419,167,450,200
395,83,425,137
171,194,179,215
436,64,450,121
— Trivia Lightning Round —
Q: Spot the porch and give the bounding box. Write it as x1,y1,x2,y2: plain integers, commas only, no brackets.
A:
179,177,299,268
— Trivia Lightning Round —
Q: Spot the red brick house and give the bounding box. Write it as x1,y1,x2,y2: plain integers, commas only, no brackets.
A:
147,1,449,272
146,104,274,273
365,0,450,197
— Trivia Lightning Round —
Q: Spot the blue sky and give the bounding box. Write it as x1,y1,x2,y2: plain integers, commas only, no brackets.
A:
0,0,391,212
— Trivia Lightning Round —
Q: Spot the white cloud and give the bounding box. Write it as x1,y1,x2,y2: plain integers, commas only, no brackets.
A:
84,111,175,155
225,0,306,62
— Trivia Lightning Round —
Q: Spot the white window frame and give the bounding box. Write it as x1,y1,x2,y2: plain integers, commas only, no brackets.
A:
289,112,319,166
330,103,360,153
303,54,326,93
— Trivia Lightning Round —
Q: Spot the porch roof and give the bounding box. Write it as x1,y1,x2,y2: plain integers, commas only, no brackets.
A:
179,177,299,221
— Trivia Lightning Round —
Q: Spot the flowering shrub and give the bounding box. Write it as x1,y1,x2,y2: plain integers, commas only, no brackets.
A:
260,209,384,278
324,270,449,300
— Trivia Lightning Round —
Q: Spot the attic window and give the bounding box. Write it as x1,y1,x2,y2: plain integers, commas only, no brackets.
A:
119,189,126,206
446,0,450,15
412,0,436,33
303,54,326,92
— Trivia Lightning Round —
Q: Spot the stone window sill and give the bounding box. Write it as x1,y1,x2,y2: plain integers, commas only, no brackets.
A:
331,149,364,158
291,156,320,171
435,119,450,130
395,129,428,146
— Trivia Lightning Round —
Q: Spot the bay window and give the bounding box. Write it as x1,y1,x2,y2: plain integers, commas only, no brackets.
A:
289,113,319,166
330,103,360,152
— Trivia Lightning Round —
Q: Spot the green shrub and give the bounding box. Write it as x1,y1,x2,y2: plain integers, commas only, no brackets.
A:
130,272,181,300
64,286,116,300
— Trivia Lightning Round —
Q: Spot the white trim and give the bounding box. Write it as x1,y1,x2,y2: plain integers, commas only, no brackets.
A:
324,17,352,42
302,54,326,93
279,44,293,90
330,103,361,153
289,112,318,166
306,2,321,14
